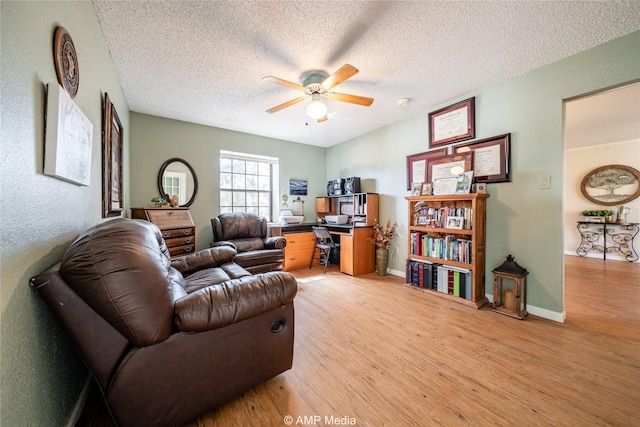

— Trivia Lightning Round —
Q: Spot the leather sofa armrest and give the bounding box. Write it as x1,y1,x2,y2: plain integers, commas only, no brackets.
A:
211,241,237,252
264,236,286,250
174,271,297,332
171,246,237,276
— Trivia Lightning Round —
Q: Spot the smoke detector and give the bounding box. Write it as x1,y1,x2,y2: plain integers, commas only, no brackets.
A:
397,98,411,108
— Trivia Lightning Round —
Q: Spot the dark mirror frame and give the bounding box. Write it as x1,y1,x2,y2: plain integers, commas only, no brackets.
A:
157,158,199,207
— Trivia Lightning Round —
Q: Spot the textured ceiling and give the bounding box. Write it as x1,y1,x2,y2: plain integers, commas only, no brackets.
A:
92,1,640,148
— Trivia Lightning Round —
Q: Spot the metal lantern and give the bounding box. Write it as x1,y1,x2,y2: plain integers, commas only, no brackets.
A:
492,255,528,319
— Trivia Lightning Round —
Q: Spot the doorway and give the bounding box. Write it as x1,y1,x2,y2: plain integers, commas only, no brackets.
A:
563,81,640,317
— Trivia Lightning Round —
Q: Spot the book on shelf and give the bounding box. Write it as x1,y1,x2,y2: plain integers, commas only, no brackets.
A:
409,233,472,264
407,259,471,300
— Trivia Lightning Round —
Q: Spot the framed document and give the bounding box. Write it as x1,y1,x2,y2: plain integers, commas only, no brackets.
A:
425,152,474,183
432,177,459,195
429,97,475,148
454,133,511,183
406,148,447,190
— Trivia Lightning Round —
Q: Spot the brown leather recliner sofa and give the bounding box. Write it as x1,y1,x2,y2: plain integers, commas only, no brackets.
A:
30,218,297,427
211,212,286,274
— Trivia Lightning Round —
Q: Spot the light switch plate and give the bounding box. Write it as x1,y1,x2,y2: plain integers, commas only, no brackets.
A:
539,175,551,189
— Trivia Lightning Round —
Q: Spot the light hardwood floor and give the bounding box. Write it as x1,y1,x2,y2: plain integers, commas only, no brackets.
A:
79,256,640,426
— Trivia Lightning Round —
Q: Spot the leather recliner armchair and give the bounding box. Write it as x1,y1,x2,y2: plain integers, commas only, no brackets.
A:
30,218,297,427
211,212,286,273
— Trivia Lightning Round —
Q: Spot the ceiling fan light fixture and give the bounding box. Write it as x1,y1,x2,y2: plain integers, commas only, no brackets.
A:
307,94,327,119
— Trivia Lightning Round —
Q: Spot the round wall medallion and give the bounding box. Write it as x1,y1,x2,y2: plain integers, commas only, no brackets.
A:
54,27,79,98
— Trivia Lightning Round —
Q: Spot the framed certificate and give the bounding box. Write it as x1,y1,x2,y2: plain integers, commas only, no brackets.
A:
406,148,447,190
429,97,475,148
454,133,511,183
426,152,474,184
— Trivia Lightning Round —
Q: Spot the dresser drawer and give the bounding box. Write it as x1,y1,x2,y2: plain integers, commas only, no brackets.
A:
165,235,195,248
285,232,316,250
161,227,195,240
284,247,320,270
145,209,194,229
169,244,196,257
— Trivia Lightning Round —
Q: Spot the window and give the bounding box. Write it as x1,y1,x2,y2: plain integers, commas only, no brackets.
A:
162,171,187,205
219,150,278,221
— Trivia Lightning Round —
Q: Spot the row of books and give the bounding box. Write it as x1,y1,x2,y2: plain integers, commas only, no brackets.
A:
406,259,472,300
414,205,473,229
410,232,472,263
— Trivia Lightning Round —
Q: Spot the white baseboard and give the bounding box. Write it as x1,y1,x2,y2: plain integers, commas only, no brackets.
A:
390,269,565,322
564,250,639,262
66,375,92,427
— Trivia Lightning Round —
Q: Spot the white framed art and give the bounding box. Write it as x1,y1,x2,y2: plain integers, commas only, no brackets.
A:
44,83,93,186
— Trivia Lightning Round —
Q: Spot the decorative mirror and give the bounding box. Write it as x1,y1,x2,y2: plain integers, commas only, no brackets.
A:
157,158,198,207
580,164,640,206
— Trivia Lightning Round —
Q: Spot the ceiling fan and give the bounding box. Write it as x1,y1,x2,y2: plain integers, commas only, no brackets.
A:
262,64,374,123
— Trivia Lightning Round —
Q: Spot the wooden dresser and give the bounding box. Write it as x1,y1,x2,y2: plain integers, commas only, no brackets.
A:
131,207,195,259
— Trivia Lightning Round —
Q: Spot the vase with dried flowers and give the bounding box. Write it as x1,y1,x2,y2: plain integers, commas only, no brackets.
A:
368,220,399,276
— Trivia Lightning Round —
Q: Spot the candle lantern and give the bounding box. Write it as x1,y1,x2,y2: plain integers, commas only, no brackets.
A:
492,255,528,319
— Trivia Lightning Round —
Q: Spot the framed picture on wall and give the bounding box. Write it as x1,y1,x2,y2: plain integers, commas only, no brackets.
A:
102,92,124,217
454,133,511,183
428,97,475,148
44,83,93,186
406,148,447,190
426,152,474,183
290,179,307,195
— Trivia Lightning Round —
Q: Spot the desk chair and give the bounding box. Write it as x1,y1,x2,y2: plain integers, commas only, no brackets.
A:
310,226,340,274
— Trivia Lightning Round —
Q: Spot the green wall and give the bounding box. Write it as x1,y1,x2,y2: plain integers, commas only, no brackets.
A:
327,31,640,319
0,1,130,426
129,112,327,249
1,1,638,424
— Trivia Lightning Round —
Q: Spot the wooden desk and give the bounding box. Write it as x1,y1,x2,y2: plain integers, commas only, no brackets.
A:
271,223,375,276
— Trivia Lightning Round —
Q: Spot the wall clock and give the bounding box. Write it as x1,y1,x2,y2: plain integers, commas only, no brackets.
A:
53,26,79,98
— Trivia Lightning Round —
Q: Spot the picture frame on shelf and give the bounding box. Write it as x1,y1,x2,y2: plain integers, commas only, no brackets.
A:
102,92,124,217
428,97,475,148
421,182,433,195
454,133,511,183
406,148,448,190
432,177,459,195
446,216,464,229
411,182,423,196
455,171,474,194
426,152,474,183
416,215,429,225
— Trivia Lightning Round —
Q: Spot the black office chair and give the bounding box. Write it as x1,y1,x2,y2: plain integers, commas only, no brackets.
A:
309,226,340,274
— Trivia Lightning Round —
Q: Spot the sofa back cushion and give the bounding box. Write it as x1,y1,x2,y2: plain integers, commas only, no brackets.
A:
212,212,267,241
59,218,175,346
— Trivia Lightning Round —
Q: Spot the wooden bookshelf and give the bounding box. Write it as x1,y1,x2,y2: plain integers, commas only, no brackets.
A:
405,193,489,309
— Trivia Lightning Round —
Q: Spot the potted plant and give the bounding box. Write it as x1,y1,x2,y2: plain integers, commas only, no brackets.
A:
368,220,399,276
581,209,613,223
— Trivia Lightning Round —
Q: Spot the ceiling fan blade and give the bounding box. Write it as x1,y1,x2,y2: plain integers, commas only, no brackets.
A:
265,96,306,114
327,92,374,106
317,114,328,123
321,64,359,90
262,76,307,92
